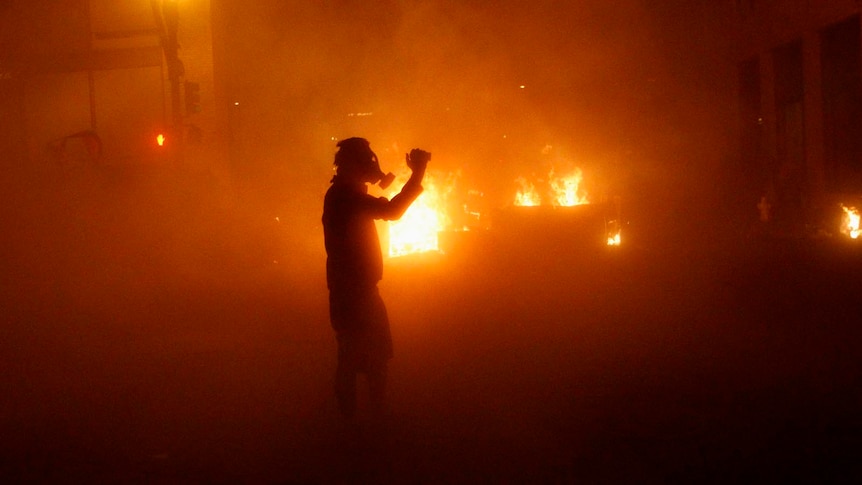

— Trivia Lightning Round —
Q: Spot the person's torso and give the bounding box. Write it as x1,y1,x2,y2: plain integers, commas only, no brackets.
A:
323,182,384,289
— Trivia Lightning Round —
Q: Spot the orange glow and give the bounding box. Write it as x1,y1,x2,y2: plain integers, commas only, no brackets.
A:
549,167,588,206
514,177,541,206
514,166,620,246
383,171,454,258
841,205,860,239
376,162,619,256
156,133,166,146
514,167,589,207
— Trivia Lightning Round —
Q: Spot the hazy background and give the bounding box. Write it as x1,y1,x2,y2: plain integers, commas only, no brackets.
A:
1,0,742,291
11,3,842,483
216,0,739,273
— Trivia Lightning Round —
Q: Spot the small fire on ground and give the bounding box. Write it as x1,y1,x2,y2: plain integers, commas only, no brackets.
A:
841,204,860,239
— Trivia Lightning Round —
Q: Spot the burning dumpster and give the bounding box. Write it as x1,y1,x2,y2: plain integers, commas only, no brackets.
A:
491,201,621,254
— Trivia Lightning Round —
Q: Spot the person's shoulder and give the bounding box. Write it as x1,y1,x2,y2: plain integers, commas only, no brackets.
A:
325,182,377,205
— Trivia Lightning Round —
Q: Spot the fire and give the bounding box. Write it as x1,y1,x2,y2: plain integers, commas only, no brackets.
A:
841,204,860,239
383,171,453,257
549,167,588,206
515,177,541,206
607,226,621,246
374,160,618,256
514,166,621,246
514,167,589,207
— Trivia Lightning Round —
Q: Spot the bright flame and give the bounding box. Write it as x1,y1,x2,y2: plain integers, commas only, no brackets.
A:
549,167,588,206
385,172,453,257
514,177,541,206
156,133,166,146
514,166,620,246
841,205,860,239
514,168,589,207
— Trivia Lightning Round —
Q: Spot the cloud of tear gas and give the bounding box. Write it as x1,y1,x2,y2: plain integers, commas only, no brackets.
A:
218,0,737,270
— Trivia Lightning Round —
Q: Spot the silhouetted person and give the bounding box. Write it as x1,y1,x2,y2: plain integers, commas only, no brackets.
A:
322,137,430,418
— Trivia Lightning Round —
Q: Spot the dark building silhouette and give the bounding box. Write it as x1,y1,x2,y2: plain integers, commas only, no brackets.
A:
727,1,862,232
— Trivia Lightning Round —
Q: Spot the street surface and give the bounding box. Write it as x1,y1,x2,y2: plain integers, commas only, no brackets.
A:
3,182,861,483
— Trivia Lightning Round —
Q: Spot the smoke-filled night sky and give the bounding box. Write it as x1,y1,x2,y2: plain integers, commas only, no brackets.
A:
217,0,737,260
11,3,858,484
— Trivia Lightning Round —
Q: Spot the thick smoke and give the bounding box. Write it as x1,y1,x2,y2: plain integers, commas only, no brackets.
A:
219,0,736,269
10,4,846,484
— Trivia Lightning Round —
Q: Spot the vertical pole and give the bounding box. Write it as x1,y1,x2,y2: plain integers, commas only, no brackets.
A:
153,0,183,164
85,0,97,131
803,30,824,202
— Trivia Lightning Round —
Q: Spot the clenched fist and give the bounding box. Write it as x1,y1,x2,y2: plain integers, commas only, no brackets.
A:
406,148,431,171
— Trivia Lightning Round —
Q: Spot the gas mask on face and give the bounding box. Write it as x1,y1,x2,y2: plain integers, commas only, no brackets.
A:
369,152,395,189
334,137,394,188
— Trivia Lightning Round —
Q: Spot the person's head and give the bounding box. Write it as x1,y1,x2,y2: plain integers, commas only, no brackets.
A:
333,137,384,184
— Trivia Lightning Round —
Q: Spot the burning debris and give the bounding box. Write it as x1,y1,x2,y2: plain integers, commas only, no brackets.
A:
840,204,860,239
514,177,542,207
514,167,589,208
380,170,455,257
512,166,620,247
376,160,620,258
607,223,622,246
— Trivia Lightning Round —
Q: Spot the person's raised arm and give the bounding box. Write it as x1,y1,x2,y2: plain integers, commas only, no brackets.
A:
383,148,431,220
403,148,430,189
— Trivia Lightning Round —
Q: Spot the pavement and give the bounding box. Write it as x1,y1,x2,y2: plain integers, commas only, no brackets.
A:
3,193,862,483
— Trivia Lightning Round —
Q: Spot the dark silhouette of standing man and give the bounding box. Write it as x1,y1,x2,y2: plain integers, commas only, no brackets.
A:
322,137,430,418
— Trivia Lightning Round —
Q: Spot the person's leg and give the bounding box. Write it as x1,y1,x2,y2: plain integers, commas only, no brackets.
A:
365,288,391,417
335,337,358,418
367,359,388,415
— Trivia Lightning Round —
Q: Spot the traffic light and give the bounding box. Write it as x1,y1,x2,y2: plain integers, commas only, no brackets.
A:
185,81,201,114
